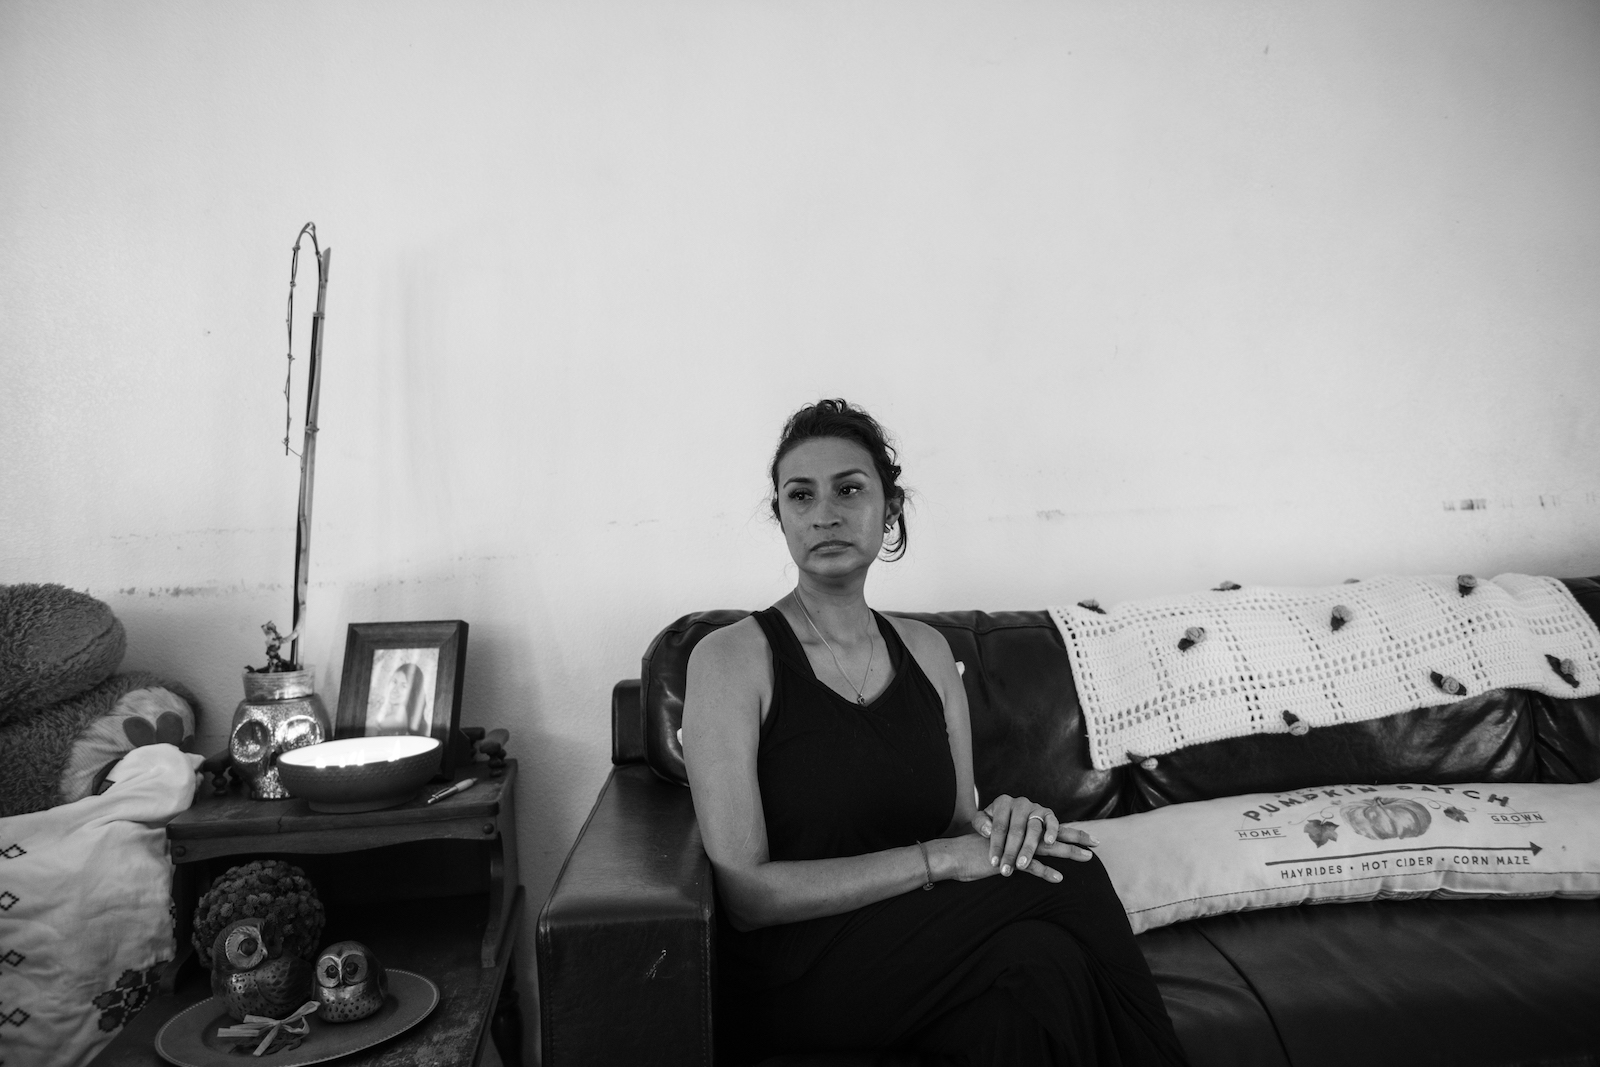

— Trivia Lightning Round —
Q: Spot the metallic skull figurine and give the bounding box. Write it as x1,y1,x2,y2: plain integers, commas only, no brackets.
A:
230,670,331,800
313,941,388,1022
211,916,314,1022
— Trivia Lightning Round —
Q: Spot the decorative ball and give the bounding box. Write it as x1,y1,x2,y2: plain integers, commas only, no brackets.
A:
210,916,314,1022
192,860,325,969
313,941,388,1023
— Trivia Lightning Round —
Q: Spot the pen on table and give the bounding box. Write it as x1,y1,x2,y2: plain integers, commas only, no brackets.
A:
427,778,477,805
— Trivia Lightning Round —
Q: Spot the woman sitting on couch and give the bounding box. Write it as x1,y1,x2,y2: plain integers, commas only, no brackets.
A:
682,399,1188,1066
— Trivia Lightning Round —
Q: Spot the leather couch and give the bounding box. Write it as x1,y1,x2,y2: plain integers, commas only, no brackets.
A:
538,577,1600,1067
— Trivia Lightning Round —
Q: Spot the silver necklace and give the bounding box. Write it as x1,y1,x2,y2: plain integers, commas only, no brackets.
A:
793,589,875,706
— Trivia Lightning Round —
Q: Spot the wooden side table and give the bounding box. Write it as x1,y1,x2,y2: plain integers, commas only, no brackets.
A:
91,760,523,1067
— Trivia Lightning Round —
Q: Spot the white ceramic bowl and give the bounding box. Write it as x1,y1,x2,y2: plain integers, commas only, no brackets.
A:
277,736,442,813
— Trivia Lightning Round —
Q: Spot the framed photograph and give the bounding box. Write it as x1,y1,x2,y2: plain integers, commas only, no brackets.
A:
336,620,468,775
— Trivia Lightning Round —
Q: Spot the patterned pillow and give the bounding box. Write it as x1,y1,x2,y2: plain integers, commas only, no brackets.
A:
1070,779,1600,934
58,687,197,804
0,744,200,1067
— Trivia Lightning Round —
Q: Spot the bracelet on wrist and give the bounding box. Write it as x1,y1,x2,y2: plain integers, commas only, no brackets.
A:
916,840,935,891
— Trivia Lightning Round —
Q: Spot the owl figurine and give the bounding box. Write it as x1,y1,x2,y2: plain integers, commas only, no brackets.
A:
313,941,387,1022
210,916,314,1021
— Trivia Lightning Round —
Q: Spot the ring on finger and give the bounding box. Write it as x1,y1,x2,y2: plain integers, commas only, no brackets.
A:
1026,814,1046,827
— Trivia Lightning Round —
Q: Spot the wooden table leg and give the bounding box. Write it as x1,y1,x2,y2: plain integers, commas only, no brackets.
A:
482,784,520,968
162,861,205,994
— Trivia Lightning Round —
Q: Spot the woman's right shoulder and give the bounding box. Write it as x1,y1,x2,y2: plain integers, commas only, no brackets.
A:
687,614,771,683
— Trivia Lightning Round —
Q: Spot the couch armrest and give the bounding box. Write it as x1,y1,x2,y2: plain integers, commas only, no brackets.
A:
538,763,716,1067
613,679,645,764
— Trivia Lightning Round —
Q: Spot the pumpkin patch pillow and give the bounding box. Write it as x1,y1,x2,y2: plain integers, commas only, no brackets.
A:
1069,779,1600,934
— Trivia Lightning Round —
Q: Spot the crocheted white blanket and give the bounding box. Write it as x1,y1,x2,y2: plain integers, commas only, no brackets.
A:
1050,574,1600,771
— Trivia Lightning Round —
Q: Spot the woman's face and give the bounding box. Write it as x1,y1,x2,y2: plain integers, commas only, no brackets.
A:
775,437,900,581
385,669,412,712
367,666,413,733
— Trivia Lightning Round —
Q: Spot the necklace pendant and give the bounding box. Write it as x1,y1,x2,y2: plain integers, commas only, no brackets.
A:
857,695,867,707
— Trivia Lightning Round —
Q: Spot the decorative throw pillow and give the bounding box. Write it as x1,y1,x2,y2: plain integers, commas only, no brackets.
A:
1069,779,1600,934
0,743,201,1067
58,686,197,805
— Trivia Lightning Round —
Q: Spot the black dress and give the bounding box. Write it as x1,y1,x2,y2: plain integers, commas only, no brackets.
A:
716,607,1189,1067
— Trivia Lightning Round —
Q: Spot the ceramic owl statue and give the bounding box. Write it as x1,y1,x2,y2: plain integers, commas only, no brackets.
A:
210,916,314,1021
313,941,387,1022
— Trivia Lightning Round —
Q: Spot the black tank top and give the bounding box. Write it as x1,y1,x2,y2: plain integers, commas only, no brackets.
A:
751,606,956,861
719,608,959,989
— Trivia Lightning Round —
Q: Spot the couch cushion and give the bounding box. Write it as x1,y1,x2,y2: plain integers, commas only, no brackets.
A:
1534,577,1600,785
1134,922,1289,1067
1194,898,1600,1067
897,611,1123,820
1126,691,1539,810
1535,693,1600,784
641,610,749,787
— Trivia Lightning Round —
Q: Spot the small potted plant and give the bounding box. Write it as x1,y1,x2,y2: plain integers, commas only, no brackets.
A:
228,225,335,799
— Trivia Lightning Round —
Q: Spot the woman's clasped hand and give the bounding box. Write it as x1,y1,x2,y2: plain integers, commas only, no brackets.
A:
938,794,1099,883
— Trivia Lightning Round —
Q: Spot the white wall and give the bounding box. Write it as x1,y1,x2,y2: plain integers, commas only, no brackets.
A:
4,2,1598,1059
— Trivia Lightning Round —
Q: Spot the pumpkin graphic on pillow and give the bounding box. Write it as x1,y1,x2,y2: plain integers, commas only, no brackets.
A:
1342,795,1432,840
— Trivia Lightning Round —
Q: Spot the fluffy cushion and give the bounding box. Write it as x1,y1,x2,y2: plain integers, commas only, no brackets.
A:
0,583,126,725
0,744,202,1067
1070,779,1600,934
